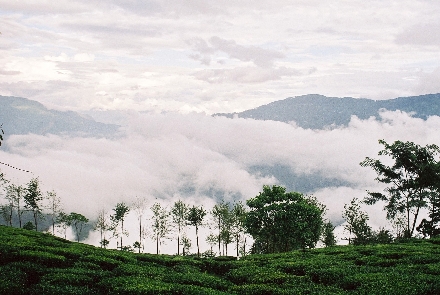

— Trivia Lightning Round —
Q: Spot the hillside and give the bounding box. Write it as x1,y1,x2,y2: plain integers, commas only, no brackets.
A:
1,225,440,294
215,93,440,129
0,96,119,139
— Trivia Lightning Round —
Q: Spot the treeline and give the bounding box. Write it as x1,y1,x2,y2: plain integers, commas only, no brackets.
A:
1,138,440,256
0,173,334,256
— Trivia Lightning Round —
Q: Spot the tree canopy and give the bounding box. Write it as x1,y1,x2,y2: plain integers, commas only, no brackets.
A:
360,139,440,237
244,185,325,254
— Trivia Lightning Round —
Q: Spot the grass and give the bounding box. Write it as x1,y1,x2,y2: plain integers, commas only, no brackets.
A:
1,225,440,294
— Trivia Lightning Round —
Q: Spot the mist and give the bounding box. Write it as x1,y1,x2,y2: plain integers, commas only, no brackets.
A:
1,110,439,251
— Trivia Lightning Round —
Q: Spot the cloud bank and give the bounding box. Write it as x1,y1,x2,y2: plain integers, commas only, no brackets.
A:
1,111,439,246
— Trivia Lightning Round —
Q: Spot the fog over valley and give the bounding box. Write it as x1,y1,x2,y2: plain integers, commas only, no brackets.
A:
2,95,440,251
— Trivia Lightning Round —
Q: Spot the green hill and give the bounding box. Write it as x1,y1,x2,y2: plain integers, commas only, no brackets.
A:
1,225,440,294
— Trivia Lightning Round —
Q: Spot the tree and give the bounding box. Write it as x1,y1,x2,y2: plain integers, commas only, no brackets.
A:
0,204,13,226
94,209,111,248
360,139,440,237
180,233,191,256
244,185,325,254
150,202,171,254
321,221,337,247
342,198,373,245
132,197,147,253
206,233,218,253
187,205,206,257
68,212,89,242
24,178,44,231
46,190,62,235
110,202,130,250
171,200,189,255
211,201,230,255
231,201,247,257
56,211,70,239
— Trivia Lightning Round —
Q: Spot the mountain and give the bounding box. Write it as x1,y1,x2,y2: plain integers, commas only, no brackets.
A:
0,96,120,138
215,93,440,129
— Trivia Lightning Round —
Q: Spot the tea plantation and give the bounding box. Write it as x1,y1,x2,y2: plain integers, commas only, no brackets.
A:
1,225,440,294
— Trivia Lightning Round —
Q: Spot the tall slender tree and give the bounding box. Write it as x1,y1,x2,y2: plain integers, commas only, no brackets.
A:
187,205,206,258
150,202,171,254
171,200,189,255
111,202,130,250
132,196,147,253
211,201,230,255
24,178,44,231
94,209,111,248
231,201,247,257
46,190,62,235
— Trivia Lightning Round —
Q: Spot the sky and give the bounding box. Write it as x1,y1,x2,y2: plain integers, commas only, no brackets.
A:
1,1,440,253
1,1,440,114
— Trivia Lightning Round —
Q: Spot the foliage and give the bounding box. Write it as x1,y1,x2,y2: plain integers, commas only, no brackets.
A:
68,212,89,242
151,202,171,255
360,139,440,237
2,225,440,294
23,177,44,231
187,205,207,257
171,199,188,255
110,202,130,250
321,221,337,247
245,185,325,253
94,209,111,248
342,198,373,245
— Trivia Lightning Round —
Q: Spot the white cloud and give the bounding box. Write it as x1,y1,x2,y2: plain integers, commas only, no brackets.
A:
1,0,440,113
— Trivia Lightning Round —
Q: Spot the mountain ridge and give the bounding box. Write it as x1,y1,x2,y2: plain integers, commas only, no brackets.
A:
0,95,120,139
215,93,440,129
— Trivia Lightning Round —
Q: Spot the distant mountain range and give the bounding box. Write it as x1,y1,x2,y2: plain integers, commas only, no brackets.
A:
215,93,440,129
0,96,120,139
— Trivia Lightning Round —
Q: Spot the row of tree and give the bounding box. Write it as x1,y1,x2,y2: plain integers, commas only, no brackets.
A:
2,138,440,255
0,171,335,256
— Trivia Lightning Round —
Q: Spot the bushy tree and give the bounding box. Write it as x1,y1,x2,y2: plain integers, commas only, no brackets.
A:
68,212,89,242
321,221,337,247
342,198,373,245
245,185,325,254
360,139,440,237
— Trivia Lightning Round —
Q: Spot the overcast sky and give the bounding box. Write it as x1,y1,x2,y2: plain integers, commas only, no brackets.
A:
1,1,440,251
1,1,440,114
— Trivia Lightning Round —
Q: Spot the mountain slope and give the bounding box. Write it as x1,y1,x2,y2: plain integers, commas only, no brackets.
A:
0,96,119,138
215,93,440,129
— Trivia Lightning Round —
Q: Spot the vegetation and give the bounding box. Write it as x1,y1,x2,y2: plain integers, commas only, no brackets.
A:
3,137,440,293
360,139,440,237
1,225,440,294
245,185,325,254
